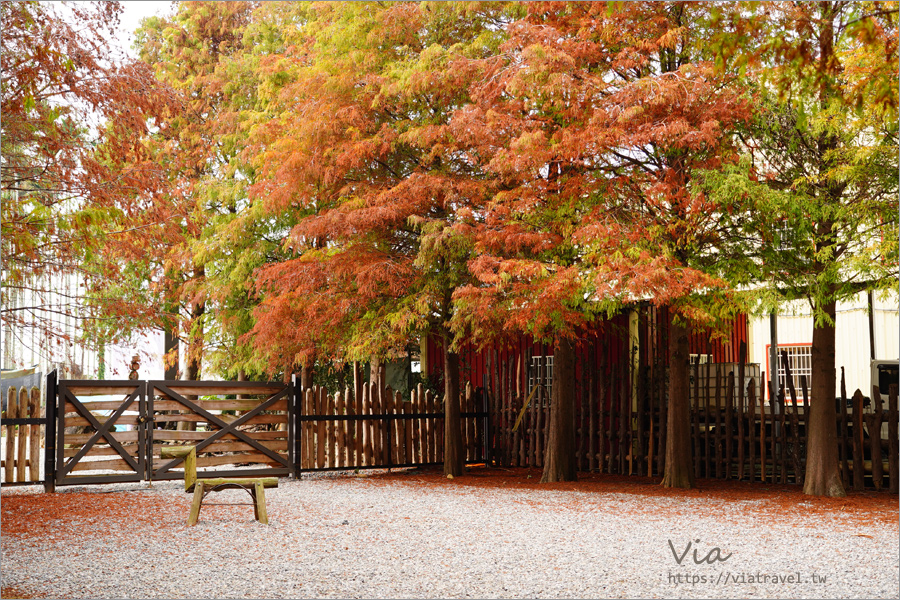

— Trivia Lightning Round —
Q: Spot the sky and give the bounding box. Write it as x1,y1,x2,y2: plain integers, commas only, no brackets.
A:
115,1,175,57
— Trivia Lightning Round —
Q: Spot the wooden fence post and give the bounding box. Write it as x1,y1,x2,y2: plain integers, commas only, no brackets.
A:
748,379,756,482
588,348,597,473
328,391,337,468
737,343,746,481
355,383,364,468
45,370,58,492
465,382,475,463
871,385,884,491
28,387,41,482
839,368,850,488
656,353,665,478
703,360,711,478
4,387,17,483
759,381,766,484
851,389,864,491
778,387,787,484
305,388,316,470
418,388,426,464
635,364,646,476
607,360,616,475
15,388,28,482
344,386,353,467
690,356,703,479
797,375,810,484
725,370,734,480
889,385,898,494
619,359,629,475
715,364,723,479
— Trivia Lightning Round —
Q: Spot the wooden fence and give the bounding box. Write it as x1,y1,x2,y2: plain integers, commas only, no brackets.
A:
297,381,487,472
483,348,899,492
7,366,894,492
1,385,43,484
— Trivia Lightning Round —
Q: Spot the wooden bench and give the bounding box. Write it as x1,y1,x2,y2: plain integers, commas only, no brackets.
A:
160,446,277,526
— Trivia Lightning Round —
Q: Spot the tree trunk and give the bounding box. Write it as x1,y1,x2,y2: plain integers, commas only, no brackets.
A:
541,335,577,482
178,279,204,432
801,5,845,498
185,294,204,381
661,314,694,488
300,359,314,390
803,299,845,497
163,327,179,381
443,337,464,477
163,269,180,381
370,357,382,389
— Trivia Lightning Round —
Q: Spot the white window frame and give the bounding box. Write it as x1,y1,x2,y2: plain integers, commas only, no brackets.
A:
527,355,553,403
773,344,812,397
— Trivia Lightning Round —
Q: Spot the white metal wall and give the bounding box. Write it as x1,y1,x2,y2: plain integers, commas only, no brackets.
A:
1,270,99,378
748,291,899,398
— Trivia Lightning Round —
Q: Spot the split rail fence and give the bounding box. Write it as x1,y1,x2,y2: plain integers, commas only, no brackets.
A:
2,361,896,492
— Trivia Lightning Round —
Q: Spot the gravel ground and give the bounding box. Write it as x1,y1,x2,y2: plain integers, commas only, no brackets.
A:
2,470,898,599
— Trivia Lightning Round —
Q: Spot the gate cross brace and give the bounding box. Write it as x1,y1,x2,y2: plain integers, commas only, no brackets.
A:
59,387,142,478
152,383,289,477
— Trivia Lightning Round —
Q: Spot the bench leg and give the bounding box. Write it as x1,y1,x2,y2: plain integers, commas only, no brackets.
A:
253,481,268,525
188,481,205,526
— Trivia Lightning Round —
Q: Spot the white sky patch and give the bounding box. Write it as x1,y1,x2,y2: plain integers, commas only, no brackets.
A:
116,1,175,58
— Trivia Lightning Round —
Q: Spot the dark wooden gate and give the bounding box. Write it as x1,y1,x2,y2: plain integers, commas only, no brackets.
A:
56,379,147,486
147,381,293,481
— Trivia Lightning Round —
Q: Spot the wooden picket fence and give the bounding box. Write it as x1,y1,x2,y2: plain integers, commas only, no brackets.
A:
296,381,487,471
840,384,899,493
482,349,899,492
8,366,893,492
1,385,44,484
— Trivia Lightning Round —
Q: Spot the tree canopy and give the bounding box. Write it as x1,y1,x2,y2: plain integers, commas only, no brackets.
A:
1,0,168,362
17,0,897,491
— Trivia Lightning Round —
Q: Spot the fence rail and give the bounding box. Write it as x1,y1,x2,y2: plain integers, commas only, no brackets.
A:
4,363,895,492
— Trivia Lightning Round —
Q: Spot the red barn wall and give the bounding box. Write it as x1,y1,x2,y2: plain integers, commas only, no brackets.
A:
426,307,749,392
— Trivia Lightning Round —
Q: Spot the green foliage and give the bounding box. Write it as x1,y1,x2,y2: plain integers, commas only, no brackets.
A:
706,2,898,324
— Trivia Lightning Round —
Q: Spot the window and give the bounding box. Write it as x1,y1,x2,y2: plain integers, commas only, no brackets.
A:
875,363,899,396
688,362,762,409
772,344,812,397
527,355,553,403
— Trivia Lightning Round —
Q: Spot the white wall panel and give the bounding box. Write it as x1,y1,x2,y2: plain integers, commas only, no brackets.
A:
748,291,899,398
